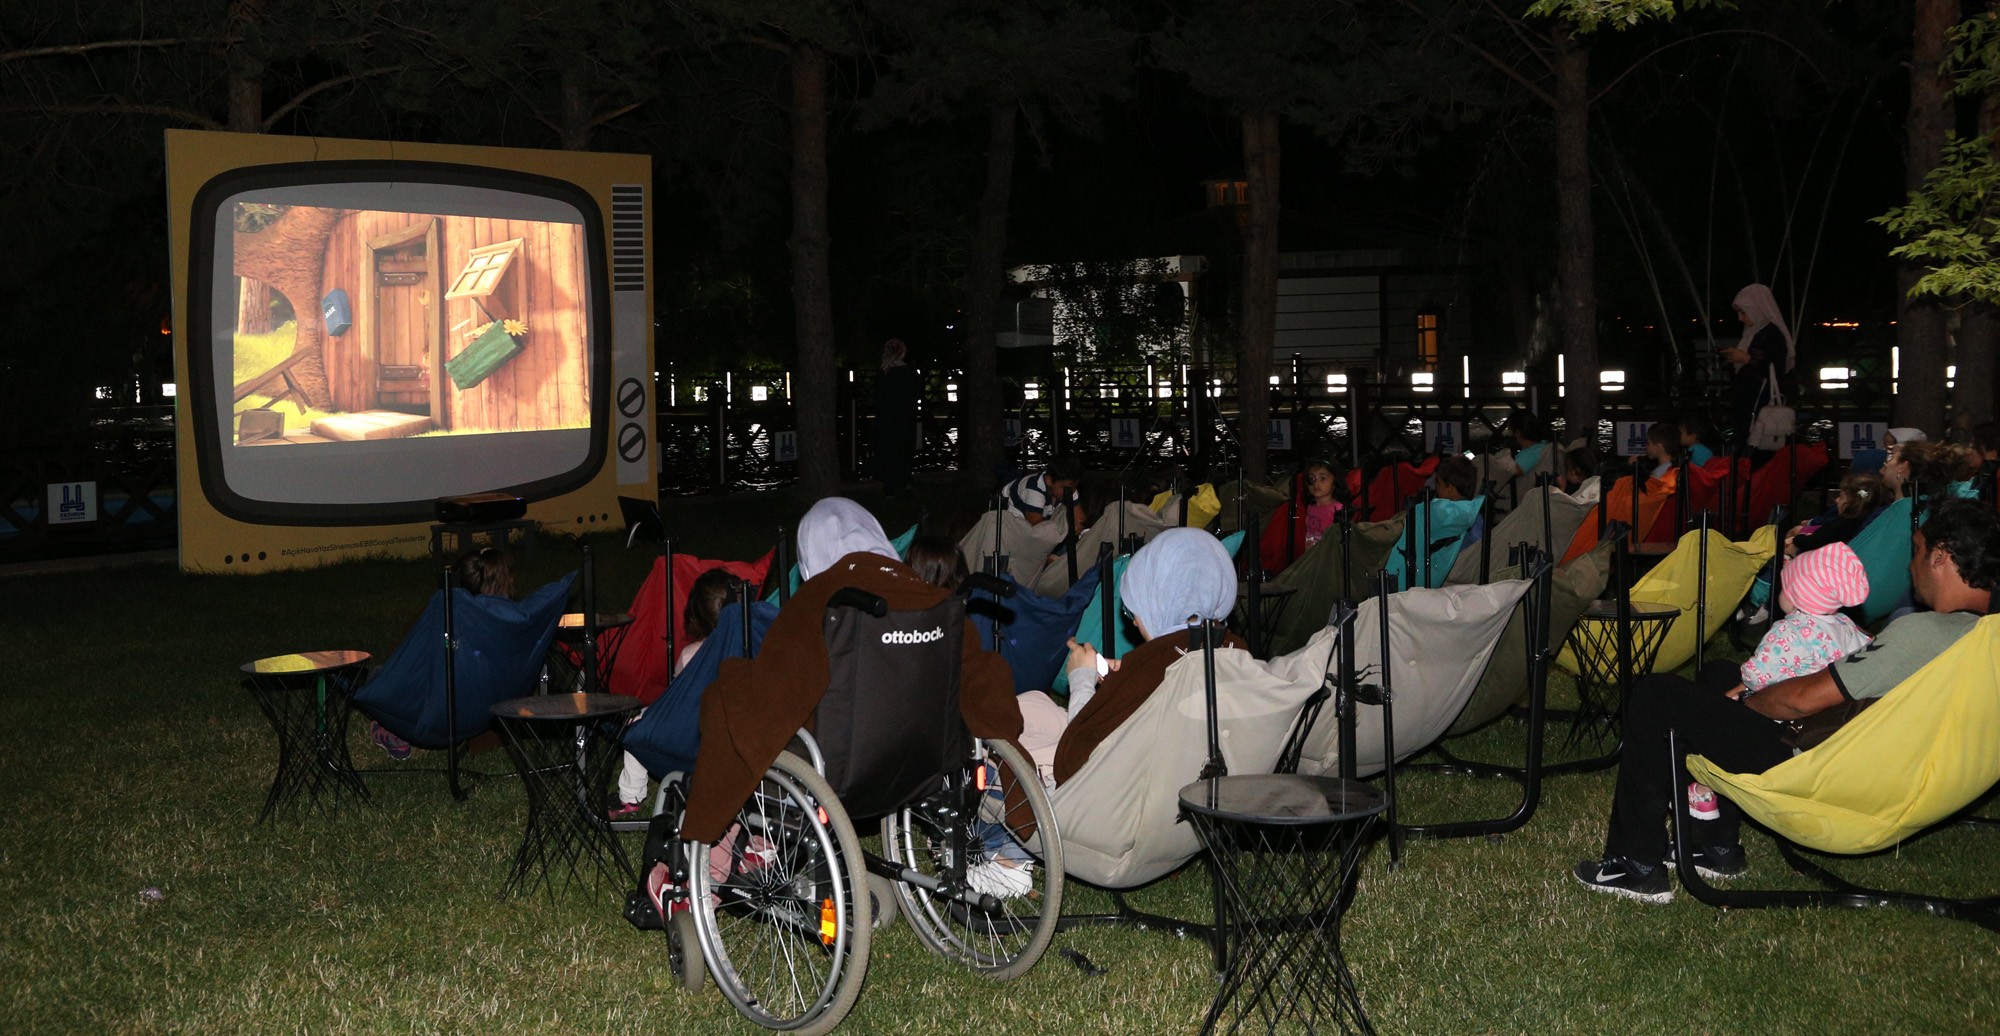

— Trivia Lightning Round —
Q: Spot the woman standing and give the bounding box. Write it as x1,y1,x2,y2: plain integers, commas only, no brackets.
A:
1719,284,1793,455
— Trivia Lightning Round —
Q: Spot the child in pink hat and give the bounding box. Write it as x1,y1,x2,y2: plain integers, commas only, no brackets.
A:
1688,542,1871,820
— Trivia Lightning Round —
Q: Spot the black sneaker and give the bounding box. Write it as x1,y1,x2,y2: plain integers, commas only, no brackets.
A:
1664,841,1748,880
1572,856,1673,904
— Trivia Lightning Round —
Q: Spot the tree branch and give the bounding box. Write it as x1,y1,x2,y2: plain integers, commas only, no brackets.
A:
1477,0,1559,74
1397,0,1555,105
591,101,644,129
0,38,197,63
262,66,411,129
0,102,223,130
1592,29,1826,105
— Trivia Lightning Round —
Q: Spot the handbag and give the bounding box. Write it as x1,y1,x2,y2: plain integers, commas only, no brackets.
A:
1745,365,1794,451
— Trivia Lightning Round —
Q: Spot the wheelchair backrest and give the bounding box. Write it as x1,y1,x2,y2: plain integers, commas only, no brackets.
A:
816,594,968,818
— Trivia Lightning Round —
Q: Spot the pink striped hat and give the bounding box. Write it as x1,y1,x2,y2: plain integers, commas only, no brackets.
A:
1783,542,1870,616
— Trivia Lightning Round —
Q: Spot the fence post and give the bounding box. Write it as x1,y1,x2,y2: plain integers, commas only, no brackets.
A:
713,384,728,495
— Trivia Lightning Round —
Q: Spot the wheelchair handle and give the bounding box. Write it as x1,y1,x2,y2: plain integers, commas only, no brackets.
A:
961,572,1016,599
826,587,888,617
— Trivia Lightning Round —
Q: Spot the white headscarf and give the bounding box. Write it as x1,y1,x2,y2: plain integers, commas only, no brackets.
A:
1121,528,1236,638
796,497,897,580
1885,427,1926,448
1732,283,1795,373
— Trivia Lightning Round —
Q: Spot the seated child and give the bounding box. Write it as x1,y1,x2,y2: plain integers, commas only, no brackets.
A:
1678,414,1718,467
1562,445,1601,503
1688,542,1871,820
608,567,737,819
1645,421,1684,481
1259,458,1344,573
1785,473,1886,558
369,546,515,761
1434,454,1477,501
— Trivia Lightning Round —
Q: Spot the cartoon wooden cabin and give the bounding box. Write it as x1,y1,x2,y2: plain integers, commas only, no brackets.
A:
231,206,589,444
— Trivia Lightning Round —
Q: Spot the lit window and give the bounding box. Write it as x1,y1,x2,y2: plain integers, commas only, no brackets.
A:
1325,373,1347,395
1600,370,1625,392
1818,366,1850,390
1502,371,1527,392
1416,312,1440,370
1411,371,1435,393
750,385,768,402
161,383,178,398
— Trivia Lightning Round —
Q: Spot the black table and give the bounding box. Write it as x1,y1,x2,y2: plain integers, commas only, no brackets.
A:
1179,774,1388,1035
544,612,635,694
489,692,642,899
241,650,373,821
1562,599,1681,749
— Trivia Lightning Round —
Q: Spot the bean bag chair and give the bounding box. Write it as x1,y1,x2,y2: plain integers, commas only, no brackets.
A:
1688,616,2000,854
969,568,1103,695
1263,513,1407,658
1031,501,1169,598
622,600,779,779
1447,486,1591,586
1644,459,1737,543
1357,457,1439,521
604,552,772,705
1563,469,1677,563
1147,483,1222,530
1746,442,1828,529
352,574,576,749
1477,442,1562,515
1047,642,1324,887
1447,539,1615,736
957,507,1069,585
1281,578,1532,778
1557,525,1778,677
1385,496,1483,590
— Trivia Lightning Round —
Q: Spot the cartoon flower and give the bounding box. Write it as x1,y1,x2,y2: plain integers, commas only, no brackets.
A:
503,319,529,337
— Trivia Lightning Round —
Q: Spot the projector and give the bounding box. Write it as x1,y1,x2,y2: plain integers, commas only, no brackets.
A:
434,492,527,523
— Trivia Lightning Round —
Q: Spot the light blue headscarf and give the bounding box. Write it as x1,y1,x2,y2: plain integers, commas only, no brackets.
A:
1121,528,1236,637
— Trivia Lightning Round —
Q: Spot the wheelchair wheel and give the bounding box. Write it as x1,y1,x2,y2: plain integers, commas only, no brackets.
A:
689,750,870,1036
882,738,1063,981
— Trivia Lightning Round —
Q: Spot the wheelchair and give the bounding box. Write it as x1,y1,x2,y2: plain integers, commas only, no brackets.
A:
639,581,1064,1036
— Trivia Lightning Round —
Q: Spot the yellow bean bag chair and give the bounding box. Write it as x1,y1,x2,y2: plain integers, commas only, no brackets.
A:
1555,525,1776,677
1688,615,2000,855
1149,483,1222,531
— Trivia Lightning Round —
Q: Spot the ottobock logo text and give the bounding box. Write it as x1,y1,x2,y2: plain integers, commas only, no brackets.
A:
881,627,945,645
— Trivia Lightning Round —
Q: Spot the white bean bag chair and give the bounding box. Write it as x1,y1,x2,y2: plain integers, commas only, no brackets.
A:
958,508,1068,585
1031,501,1171,597
1445,485,1592,586
1282,579,1532,778
1048,645,1322,888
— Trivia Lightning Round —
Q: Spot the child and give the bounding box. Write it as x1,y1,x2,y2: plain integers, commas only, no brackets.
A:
1784,473,1886,557
1678,415,1717,467
1260,459,1343,573
1645,421,1683,480
608,567,737,819
1562,445,1601,503
370,546,516,761
1434,454,1478,501
1001,454,1084,527
1688,543,1871,820
905,534,969,592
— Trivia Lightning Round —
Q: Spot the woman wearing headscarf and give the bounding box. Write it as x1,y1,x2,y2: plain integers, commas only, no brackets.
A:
1013,528,1245,786
678,497,1020,843
871,339,919,497
1719,284,1793,455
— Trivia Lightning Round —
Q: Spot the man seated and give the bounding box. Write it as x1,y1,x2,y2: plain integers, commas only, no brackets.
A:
1571,499,2000,903
1002,454,1084,528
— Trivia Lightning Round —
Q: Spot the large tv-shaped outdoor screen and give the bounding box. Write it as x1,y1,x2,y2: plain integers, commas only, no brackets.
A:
185,163,610,525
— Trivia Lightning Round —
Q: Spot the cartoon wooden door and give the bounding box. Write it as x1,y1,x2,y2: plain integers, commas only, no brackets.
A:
366,218,446,428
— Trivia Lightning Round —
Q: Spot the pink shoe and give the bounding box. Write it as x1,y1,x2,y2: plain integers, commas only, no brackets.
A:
1687,781,1721,822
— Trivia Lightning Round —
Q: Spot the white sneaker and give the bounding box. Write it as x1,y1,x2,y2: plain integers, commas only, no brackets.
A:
965,859,1034,899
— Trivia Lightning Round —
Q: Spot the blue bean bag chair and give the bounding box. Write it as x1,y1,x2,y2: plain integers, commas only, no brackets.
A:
1385,497,1483,590
623,600,779,778
1054,531,1244,694
970,567,1103,695
352,574,576,749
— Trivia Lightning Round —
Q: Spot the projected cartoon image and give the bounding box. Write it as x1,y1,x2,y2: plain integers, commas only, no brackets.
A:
229,204,590,446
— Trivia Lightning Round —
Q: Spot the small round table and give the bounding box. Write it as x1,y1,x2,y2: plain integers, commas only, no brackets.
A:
1179,774,1388,1036
544,612,635,694
1562,599,1682,753
489,692,642,899
241,650,372,821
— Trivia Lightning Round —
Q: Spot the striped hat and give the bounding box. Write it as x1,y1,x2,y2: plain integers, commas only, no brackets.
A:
1782,542,1870,616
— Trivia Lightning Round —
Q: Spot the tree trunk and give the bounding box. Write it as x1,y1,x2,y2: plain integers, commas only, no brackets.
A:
789,44,839,498
232,206,345,408
959,102,1016,488
225,0,264,133
559,69,592,151
1238,110,1280,484
1554,31,1598,441
1951,78,2000,427
237,277,273,334
1897,0,1955,433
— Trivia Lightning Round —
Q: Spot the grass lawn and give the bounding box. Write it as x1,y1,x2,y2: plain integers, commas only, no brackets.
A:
3,482,1994,1034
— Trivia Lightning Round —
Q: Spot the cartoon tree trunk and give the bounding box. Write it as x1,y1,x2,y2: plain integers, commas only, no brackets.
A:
233,205,344,409
237,278,273,334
